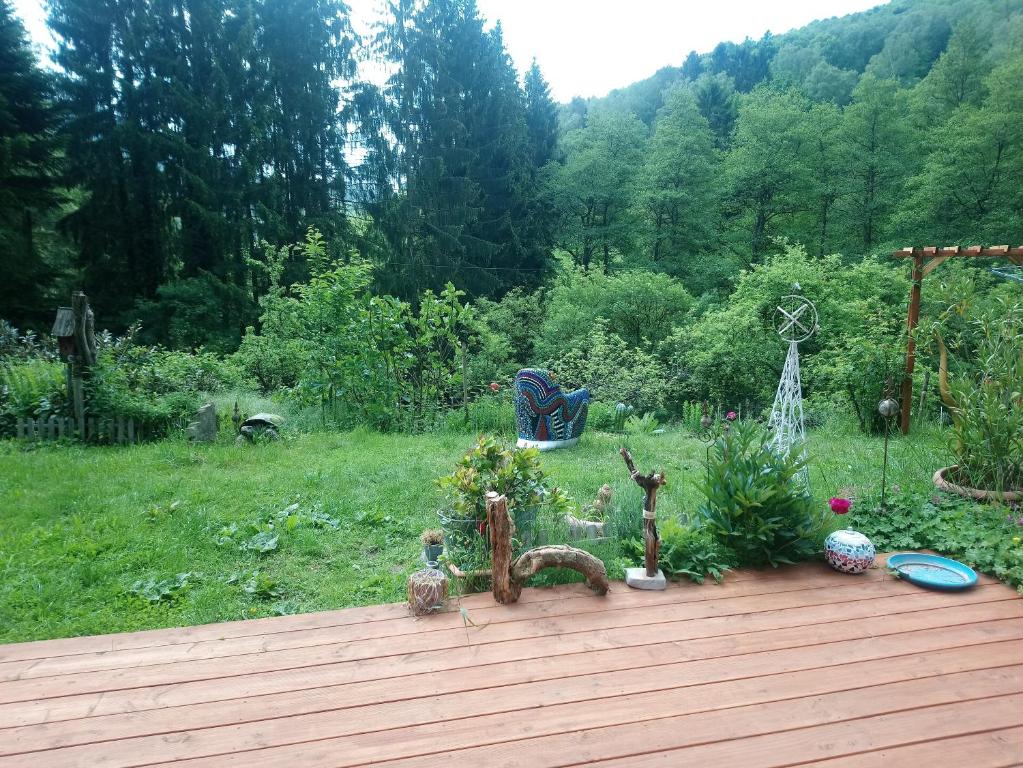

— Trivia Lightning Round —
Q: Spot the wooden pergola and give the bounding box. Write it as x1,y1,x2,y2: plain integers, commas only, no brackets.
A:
893,244,1023,434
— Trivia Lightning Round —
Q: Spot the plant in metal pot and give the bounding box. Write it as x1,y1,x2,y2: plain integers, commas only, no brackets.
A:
420,529,445,564
697,422,823,567
934,300,1022,497
437,436,572,573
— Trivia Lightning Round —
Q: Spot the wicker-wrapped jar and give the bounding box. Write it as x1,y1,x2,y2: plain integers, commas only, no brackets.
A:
407,567,448,616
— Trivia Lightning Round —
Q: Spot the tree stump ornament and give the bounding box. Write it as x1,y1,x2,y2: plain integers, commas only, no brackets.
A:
768,293,818,491
620,447,667,590
485,492,608,604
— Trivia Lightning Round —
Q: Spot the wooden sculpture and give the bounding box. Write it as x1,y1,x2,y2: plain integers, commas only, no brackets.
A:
486,492,609,604
620,447,667,589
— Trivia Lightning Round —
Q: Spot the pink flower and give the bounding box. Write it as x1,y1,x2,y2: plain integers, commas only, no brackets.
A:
829,498,851,515
726,411,737,421
489,382,500,392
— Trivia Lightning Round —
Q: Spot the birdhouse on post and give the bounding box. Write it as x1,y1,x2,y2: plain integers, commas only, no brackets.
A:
51,307,76,361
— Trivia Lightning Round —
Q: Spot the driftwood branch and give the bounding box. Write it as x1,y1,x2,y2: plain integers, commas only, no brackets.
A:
511,546,609,596
620,447,666,577
486,492,609,604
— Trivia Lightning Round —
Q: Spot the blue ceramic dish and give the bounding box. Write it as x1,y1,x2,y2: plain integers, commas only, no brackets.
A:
887,553,978,591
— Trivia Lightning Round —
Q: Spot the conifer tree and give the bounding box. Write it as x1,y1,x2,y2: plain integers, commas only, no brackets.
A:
0,0,63,329
523,59,558,168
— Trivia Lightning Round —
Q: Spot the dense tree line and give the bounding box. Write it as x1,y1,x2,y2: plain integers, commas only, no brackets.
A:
2,0,1023,350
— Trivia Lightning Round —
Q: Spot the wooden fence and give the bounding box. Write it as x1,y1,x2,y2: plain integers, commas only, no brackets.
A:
15,415,142,445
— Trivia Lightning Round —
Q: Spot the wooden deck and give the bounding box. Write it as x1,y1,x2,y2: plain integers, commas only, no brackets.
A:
2,557,1023,767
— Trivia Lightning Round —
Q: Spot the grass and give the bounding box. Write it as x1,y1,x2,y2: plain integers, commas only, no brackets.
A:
0,417,956,644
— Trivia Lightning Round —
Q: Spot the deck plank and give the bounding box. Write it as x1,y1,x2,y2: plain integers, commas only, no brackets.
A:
0,559,1020,768
0,567,926,678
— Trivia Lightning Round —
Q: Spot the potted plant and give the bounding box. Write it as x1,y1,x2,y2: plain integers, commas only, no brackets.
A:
437,436,572,573
932,304,1022,502
420,529,444,565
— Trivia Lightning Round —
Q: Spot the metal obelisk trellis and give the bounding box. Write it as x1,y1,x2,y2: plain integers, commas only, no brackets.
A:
767,294,818,491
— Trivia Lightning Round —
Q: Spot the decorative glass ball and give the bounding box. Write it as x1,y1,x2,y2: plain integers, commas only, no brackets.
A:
878,397,899,419
824,529,875,574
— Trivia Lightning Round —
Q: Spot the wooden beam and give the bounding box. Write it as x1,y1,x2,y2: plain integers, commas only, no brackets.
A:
892,245,1023,259
922,255,950,277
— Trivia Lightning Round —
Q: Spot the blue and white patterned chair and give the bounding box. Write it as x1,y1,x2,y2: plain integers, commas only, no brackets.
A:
514,369,589,450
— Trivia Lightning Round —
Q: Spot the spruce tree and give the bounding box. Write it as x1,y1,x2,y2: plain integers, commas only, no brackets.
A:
370,0,548,300
523,59,558,168
0,0,63,329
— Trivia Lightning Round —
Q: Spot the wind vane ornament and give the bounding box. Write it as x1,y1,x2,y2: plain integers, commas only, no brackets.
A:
768,293,818,491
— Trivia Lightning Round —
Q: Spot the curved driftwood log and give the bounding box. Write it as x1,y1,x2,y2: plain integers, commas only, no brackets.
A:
486,491,609,604
511,546,609,597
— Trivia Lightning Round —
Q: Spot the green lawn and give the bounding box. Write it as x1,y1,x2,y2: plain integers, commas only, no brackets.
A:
0,422,953,644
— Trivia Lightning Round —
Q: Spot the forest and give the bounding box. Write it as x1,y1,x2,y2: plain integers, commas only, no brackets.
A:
2,0,1022,431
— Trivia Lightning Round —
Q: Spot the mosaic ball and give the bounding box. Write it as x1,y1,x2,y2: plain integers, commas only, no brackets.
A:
824,529,875,574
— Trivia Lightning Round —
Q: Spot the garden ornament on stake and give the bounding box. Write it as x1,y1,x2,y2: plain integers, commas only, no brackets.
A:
620,447,667,590
878,380,900,511
768,292,818,492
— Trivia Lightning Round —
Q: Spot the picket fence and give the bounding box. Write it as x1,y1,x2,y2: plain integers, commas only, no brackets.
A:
15,415,142,445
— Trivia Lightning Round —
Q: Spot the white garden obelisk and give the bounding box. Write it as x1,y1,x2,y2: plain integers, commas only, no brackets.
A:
767,294,818,491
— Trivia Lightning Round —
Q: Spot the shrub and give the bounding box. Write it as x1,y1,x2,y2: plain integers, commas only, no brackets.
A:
939,301,1023,491
437,436,573,572
697,422,823,567
553,323,673,414
585,401,617,432
663,245,908,420
535,268,693,359
0,359,69,435
623,517,735,583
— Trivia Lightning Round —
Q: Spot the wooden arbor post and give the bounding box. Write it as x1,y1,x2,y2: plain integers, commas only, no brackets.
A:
620,447,666,578
893,245,1023,434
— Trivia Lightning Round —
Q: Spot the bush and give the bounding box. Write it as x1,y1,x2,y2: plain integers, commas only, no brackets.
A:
623,517,735,583
535,268,694,359
697,422,823,567
940,301,1023,491
664,245,908,420
437,436,573,574
0,359,69,435
552,323,673,414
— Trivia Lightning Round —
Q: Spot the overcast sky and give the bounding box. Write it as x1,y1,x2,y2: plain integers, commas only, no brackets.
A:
13,0,886,101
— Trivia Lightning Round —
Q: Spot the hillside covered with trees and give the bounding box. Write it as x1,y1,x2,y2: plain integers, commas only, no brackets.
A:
2,0,1022,360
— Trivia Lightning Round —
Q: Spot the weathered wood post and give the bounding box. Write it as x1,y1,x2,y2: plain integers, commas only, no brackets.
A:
486,492,521,604
620,447,667,590
70,292,97,439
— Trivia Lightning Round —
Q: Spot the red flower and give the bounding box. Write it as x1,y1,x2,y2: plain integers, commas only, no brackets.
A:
489,382,500,392
829,497,851,514
726,411,737,421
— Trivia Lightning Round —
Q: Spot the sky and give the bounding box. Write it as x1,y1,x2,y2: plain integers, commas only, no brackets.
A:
13,0,887,101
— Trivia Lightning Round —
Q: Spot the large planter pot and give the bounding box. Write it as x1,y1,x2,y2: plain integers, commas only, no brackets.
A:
933,466,1022,503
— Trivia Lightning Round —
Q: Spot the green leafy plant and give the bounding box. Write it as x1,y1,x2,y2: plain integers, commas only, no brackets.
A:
129,572,197,604
848,490,1023,589
437,436,573,571
625,412,660,434
697,422,823,567
936,301,1023,492
624,517,735,583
